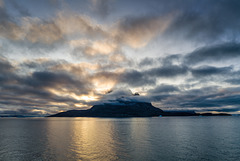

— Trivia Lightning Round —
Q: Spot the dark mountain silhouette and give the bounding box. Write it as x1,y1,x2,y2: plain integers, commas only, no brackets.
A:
48,100,231,117
49,101,163,117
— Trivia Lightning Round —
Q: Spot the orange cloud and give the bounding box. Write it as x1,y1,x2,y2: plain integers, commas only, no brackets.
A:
25,20,62,44
55,12,107,38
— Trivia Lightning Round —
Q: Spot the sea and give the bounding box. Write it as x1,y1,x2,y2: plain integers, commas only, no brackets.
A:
0,117,240,161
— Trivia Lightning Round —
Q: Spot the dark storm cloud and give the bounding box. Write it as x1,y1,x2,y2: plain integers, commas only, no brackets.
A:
138,57,155,67
185,43,240,65
160,54,181,66
225,78,240,85
134,42,240,89
134,46,240,112
0,69,90,100
0,56,14,73
178,94,240,109
148,84,179,94
118,65,188,87
164,0,240,42
0,57,95,115
1,54,240,114
191,66,232,77
139,42,240,69
20,59,67,70
0,83,80,115
0,108,45,116
119,69,156,87
0,87,80,106
147,65,188,77
139,54,182,68
139,56,188,77
19,70,91,96
149,86,240,112
27,71,74,86
0,56,16,83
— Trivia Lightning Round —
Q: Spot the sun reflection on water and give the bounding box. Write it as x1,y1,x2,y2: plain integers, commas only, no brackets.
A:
71,118,118,160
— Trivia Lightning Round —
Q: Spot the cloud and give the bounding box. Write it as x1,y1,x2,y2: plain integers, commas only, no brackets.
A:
0,10,108,45
148,84,179,94
191,66,232,77
0,0,4,8
150,86,240,112
24,71,87,90
119,69,156,87
20,58,67,71
0,108,47,116
96,88,152,104
164,0,240,42
103,89,133,99
203,107,240,113
55,12,107,38
185,43,240,65
114,14,173,48
0,57,98,115
147,65,188,77
9,0,30,16
70,39,118,57
0,19,23,41
114,64,189,87
23,18,63,44
70,14,174,58
225,78,240,85
1,52,240,114
0,56,14,73
88,70,119,93
179,93,240,109
1,0,240,51
139,57,155,67
90,0,113,18
0,55,17,85
109,53,127,63
0,8,63,44
0,56,139,115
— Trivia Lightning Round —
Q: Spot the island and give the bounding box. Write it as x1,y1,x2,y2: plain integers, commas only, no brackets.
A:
48,101,231,117
49,101,163,117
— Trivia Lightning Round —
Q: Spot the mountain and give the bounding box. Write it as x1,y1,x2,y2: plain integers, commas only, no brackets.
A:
49,101,163,117
48,101,232,117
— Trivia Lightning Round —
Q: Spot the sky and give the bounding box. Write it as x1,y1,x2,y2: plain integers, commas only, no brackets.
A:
1,0,240,116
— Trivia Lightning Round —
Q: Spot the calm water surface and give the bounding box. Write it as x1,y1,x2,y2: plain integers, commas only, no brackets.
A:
0,117,240,161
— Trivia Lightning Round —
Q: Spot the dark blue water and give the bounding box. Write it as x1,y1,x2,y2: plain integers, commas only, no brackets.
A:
0,117,240,161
